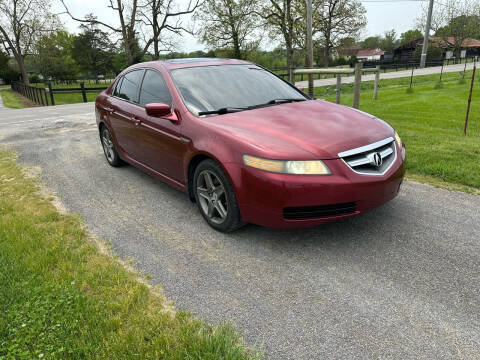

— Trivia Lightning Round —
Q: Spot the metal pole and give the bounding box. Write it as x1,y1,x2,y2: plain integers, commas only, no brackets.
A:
464,58,477,135
353,62,362,109
373,70,380,100
306,0,314,97
336,74,341,104
420,0,434,68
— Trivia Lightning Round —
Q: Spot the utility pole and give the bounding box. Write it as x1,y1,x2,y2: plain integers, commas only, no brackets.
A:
306,0,314,97
420,0,434,68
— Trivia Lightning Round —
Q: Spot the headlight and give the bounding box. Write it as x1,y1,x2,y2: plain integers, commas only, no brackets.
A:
243,155,331,175
394,132,402,147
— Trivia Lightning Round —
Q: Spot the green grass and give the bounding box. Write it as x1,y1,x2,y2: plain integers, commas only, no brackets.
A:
0,90,27,109
31,82,110,105
0,149,260,360
315,70,480,190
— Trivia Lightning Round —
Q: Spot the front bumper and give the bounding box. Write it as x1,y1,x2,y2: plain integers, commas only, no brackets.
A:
225,145,406,228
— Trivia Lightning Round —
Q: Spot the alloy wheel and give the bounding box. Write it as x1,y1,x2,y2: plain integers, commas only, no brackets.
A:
196,170,228,224
101,128,115,163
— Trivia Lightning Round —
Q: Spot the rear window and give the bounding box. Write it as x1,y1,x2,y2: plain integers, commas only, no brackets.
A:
118,70,143,102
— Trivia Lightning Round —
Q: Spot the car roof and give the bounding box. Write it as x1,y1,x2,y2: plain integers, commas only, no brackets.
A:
129,58,253,71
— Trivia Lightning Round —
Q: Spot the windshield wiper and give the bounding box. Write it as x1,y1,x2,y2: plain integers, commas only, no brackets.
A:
249,98,307,110
198,107,248,116
197,98,306,116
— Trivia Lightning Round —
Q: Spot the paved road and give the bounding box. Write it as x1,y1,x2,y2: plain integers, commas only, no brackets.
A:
295,62,477,89
1,104,480,359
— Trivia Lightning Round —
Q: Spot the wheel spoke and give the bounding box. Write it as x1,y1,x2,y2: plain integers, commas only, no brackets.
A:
207,202,214,217
197,188,210,200
214,201,227,219
215,185,225,197
204,172,215,191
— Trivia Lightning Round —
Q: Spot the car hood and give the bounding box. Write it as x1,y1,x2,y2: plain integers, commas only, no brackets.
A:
205,99,394,159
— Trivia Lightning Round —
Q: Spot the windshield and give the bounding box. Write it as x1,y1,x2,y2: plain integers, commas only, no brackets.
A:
170,65,307,116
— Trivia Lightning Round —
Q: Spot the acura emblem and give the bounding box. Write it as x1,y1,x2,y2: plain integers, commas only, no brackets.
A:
372,152,383,167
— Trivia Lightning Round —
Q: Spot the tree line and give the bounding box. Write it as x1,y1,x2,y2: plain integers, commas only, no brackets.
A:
1,0,479,85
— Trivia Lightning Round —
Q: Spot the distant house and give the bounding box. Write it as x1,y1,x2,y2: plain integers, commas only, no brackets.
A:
336,45,361,60
394,37,480,62
356,48,385,61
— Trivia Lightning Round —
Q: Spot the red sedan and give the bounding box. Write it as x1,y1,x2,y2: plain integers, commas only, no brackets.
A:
95,58,405,232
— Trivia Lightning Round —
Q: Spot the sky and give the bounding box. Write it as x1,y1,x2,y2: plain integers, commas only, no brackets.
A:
53,0,428,52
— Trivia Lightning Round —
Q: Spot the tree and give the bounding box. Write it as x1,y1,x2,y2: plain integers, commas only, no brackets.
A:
61,0,201,65
194,0,259,59
379,29,397,52
0,0,58,84
399,29,422,44
0,49,19,83
361,36,381,49
33,31,78,80
260,0,299,82
139,0,202,59
315,0,366,67
72,21,116,80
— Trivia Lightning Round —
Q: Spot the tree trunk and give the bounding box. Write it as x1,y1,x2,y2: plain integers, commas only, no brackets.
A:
323,46,330,67
17,55,29,85
233,32,241,59
286,0,294,83
286,41,294,83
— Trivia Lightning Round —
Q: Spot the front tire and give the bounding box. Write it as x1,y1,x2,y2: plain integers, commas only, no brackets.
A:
100,126,122,167
194,159,244,232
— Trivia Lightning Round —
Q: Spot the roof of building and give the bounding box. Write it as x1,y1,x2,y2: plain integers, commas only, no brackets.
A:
356,48,385,57
395,37,480,50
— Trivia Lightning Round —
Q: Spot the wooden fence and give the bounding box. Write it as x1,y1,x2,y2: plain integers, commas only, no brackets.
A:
11,81,108,106
11,82,50,106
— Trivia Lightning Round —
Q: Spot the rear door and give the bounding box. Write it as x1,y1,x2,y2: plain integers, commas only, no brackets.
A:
108,69,145,158
133,69,187,183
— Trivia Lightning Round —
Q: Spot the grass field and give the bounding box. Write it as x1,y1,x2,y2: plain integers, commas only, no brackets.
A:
0,149,260,359
316,69,480,191
30,82,109,105
0,89,37,109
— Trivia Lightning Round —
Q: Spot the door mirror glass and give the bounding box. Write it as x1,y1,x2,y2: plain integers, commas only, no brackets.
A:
145,103,171,117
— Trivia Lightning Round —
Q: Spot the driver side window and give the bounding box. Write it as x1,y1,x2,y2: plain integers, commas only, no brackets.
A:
139,69,172,107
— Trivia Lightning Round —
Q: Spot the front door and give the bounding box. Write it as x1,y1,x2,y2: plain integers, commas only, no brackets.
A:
133,69,188,183
108,69,145,158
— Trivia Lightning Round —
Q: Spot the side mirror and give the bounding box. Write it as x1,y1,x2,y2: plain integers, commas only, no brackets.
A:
145,103,172,117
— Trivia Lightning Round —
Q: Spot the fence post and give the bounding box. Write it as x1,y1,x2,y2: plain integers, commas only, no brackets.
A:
38,87,44,106
464,59,477,135
336,74,342,104
33,86,39,104
353,62,362,109
43,88,48,105
80,82,87,102
409,67,414,89
373,70,380,100
48,82,55,106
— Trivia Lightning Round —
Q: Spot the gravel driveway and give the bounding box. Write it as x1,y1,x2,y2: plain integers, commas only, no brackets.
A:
1,103,479,359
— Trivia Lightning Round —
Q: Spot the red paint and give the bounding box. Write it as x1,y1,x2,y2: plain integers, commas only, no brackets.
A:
96,59,406,228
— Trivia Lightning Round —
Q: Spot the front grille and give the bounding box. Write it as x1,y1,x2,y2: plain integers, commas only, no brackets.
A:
283,202,357,220
338,137,396,175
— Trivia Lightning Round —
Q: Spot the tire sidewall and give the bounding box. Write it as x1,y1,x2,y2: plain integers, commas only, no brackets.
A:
101,125,121,167
193,159,242,232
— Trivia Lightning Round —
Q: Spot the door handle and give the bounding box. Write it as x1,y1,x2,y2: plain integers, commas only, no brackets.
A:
133,117,141,126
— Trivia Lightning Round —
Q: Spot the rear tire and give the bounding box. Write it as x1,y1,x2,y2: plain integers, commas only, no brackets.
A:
193,159,244,232
100,125,122,167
